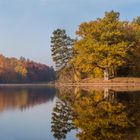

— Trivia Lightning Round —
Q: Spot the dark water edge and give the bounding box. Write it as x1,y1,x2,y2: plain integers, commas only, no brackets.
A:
0,86,139,140
0,83,55,87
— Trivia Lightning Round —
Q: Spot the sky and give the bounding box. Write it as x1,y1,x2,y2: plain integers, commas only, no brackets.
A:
0,0,139,66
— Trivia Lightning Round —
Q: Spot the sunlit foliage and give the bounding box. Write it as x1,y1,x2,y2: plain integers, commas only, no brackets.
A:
51,11,140,81
72,11,140,80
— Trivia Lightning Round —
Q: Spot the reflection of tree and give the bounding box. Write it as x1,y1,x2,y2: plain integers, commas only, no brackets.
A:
0,87,56,112
57,87,140,140
116,91,140,129
73,90,134,140
51,100,75,140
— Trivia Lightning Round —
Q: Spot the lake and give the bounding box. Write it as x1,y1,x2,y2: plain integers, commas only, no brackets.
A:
0,86,140,140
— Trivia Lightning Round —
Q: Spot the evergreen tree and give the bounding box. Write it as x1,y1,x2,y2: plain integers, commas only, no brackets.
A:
51,29,73,70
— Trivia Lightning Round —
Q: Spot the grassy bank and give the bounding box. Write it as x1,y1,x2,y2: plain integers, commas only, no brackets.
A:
0,77,140,88
56,77,140,87
55,77,140,92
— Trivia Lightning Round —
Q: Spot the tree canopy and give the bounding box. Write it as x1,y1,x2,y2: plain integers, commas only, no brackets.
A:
51,11,140,82
72,11,140,80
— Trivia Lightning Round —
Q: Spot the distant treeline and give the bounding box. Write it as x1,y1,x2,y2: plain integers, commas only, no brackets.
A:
0,54,55,83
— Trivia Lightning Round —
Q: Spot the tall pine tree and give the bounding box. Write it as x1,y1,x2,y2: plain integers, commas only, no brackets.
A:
51,29,73,70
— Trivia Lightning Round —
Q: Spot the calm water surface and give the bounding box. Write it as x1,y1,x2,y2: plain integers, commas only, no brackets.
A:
0,86,140,140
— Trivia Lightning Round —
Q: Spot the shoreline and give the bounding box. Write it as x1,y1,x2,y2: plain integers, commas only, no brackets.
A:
55,82,140,86
0,83,139,92
55,83,140,91
0,77,140,89
0,83,55,87
55,77,140,86
0,82,139,86
55,77,140,91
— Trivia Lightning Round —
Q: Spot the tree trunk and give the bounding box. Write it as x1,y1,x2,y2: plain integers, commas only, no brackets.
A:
71,64,80,82
111,66,116,79
104,68,109,81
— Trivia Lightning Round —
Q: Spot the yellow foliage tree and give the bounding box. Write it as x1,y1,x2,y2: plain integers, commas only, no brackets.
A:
72,11,140,80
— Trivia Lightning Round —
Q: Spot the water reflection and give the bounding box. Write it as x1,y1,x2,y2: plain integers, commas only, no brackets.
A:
52,87,140,140
0,87,56,112
51,101,75,140
0,86,139,140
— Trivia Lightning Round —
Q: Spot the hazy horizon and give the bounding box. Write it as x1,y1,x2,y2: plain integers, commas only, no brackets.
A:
0,0,139,66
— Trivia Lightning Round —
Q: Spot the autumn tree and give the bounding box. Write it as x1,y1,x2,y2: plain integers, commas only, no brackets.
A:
51,29,73,70
72,11,140,80
0,54,55,83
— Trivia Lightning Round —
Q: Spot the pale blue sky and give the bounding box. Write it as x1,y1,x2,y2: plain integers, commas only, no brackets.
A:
0,0,139,66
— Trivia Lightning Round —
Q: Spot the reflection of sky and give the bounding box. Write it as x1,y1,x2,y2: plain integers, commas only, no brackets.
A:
0,97,74,140
0,0,139,66
0,88,77,140
1,86,140,140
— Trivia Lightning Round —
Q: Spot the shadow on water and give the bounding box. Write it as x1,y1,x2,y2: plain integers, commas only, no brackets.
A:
0,86,57,112
51,86,140,140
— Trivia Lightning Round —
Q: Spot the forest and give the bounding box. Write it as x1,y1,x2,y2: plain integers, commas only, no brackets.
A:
0,54,55,83
51,11,140,82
